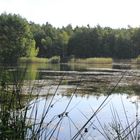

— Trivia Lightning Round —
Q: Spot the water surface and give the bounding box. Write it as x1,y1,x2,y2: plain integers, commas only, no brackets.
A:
1,62,140,139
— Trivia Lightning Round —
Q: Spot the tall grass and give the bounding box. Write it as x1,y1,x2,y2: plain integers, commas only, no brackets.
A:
0,66,139,139
135,56,140,64
69,57,113,64
19,57,49,63
19,56,60,64
48,56,60,64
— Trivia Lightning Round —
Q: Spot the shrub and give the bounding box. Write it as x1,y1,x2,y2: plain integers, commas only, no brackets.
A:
48,56,60,64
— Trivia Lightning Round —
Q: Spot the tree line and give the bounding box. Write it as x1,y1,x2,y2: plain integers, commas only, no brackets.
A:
0,13,140,63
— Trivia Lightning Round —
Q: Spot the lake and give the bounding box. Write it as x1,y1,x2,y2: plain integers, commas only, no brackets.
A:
1,62,140,139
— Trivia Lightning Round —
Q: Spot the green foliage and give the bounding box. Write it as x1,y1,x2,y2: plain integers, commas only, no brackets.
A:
1,13,140,62
48,56,60,63
135,55,140,64
69,57,112,64
0,13,38,63
41,36,52,47
19,57,48,63
29,21,140,60
68,26,137,59
57,31,70,58
30,22,72,58
26,40,39,57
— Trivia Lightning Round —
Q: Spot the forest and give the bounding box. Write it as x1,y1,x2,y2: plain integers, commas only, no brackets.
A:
0,13,140,63
1,13,140,140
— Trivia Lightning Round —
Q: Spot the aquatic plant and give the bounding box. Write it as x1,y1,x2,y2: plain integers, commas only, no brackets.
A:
69,57,113,64
0,66,139,140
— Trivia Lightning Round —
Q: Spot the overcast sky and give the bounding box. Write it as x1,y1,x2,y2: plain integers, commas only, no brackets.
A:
0,0,140,28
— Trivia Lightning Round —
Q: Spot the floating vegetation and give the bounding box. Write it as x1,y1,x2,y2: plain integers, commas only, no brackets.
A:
0,64,140,139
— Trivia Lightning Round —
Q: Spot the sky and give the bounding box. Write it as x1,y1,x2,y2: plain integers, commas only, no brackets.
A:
0,0,140,28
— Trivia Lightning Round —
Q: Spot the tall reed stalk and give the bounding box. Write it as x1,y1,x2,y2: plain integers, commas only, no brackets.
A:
0,66,139,140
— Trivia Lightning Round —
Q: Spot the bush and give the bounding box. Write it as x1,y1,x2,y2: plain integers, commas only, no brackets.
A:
48,56,60,64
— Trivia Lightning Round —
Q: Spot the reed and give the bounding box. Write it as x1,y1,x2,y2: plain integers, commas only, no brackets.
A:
0,66,139,140
136,56,140,64
48,56,60,64
19,57,49,63
69,57,113,64
19,56,60,64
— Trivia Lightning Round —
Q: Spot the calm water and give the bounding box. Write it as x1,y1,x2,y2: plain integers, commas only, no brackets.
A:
26,94,140,139
2,63,140,139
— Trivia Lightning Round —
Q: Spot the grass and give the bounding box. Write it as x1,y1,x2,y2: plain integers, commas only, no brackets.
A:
135,56,140,64
69,57,113,64
48,56,60,64
19,56,60,64
19,57,49,63
19,57,112,64
131,55,140,64
0,66,140,139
